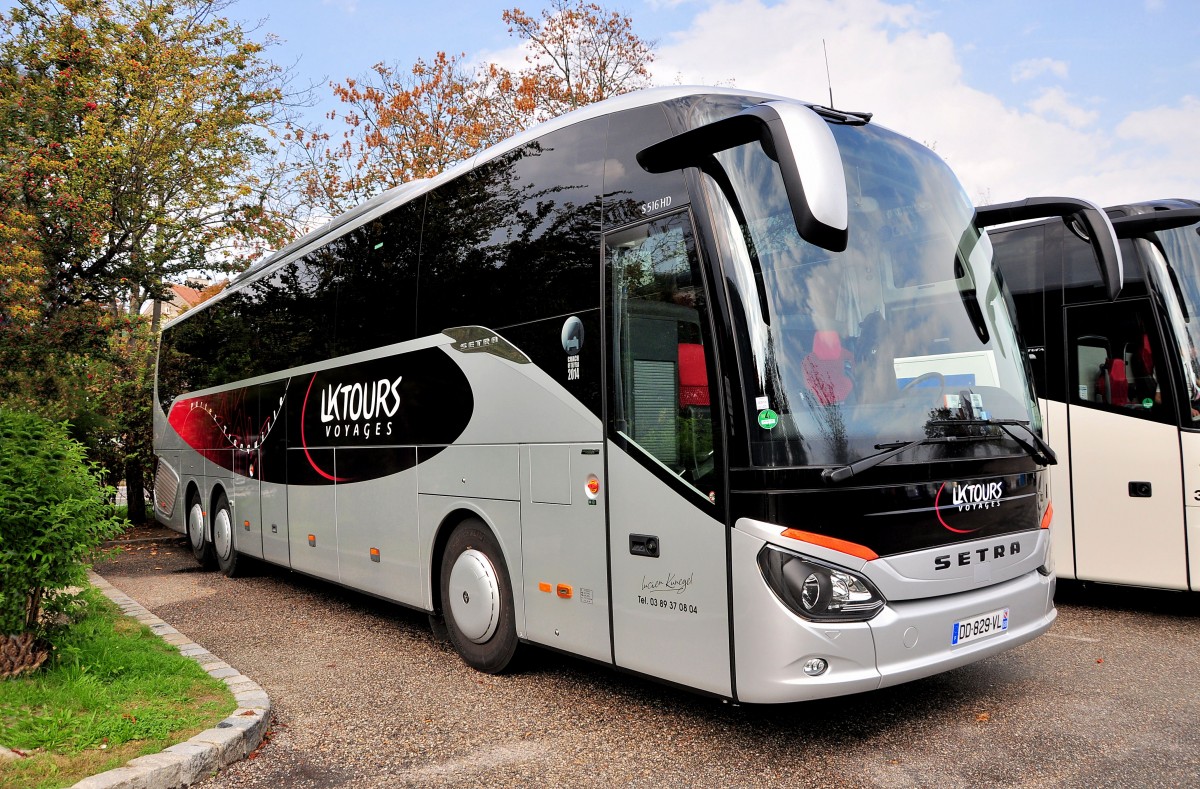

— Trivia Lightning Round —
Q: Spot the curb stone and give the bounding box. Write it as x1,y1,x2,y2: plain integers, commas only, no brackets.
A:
68,571,272,789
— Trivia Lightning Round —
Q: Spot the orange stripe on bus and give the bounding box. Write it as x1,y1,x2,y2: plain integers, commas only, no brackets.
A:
1040,502,1054,530
780,528,878,561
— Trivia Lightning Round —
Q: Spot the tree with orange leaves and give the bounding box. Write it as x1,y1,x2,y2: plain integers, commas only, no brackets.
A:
499,0,655,123
288,1,655,218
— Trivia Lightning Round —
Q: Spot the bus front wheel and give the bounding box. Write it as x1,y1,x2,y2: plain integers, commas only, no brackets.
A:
439,518,519,673
187,495,216,569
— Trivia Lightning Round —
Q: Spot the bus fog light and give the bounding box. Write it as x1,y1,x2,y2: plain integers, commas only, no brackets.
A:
758,544,884,622
803,658,828,677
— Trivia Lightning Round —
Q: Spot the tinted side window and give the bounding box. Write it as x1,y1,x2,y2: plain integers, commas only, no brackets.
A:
335,199,423,354
990,224,1048,396
1063,226,1146,303
1067,298,1175,424
418,122,605,336
603,104,689,229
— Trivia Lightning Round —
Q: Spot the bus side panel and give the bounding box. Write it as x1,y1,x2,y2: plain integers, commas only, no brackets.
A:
607,445,731,697
153,449,184,533
521,443,610,662
1068,406,1188,588
1180,430,1200,591
1042,398,1076,580
335,466,421,604
287,449,339,581
260,479,289,566
232,456,264,560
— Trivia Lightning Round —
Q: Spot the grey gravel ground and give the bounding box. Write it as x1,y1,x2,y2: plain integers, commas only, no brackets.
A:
94,525,1200,788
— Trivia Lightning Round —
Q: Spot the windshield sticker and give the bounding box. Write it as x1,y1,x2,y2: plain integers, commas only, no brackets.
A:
757,409,779,429
755,396,770,410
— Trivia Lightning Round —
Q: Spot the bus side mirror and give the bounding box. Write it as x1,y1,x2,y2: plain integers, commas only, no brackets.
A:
975,197,1123,301
637,101,849,252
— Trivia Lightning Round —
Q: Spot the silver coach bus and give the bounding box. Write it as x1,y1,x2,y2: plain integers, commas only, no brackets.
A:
152,86,1117,702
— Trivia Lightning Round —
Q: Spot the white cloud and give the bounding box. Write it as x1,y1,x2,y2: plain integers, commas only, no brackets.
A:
651,0,1193,207
1027,87,1099,129
1011,57,1069,83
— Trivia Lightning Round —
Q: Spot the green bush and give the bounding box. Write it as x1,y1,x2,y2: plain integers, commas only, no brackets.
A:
0,409,125,636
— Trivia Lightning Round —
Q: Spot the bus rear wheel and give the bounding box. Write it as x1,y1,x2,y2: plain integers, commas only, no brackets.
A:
439,518,519,674
187,495,216,569
211,492,243,577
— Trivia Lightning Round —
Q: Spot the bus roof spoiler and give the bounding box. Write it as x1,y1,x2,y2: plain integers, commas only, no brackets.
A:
637,101,849,252
1111,207,1200,237
975,197,1123,301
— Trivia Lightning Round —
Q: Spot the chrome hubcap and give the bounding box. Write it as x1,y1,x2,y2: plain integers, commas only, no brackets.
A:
447,549,500,644
188,503,205,550
213,507,233,561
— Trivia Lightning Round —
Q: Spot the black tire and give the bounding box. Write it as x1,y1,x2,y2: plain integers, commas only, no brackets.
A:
211,491,243,577
439,518,520,673
186,494,216,569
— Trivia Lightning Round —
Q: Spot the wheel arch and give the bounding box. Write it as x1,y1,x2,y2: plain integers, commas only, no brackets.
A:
208,481,229,514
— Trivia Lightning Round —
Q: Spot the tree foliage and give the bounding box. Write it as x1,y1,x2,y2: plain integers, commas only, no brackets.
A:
0,409,123,637
498,0,654,122
0,0,297,522
0,0,294,321
288,0,655,217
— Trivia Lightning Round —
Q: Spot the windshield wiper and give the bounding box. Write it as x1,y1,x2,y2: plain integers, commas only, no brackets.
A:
822,419,1055,484
928,418,1057,466
821,434,991,484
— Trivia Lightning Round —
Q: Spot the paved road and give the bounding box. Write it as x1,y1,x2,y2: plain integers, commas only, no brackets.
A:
94,527,1200,788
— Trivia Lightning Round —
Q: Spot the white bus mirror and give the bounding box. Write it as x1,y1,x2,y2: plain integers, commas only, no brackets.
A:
975,197,1124,301
637,101,849,252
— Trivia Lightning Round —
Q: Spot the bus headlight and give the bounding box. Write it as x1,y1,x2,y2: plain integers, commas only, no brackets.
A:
757,544,885,622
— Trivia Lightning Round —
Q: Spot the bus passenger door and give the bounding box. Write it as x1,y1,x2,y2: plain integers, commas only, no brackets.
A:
1065,300,1188,588
603,214,732,697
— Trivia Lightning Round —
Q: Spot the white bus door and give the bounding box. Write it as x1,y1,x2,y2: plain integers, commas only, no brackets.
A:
604,214,733,697
1065,301,1189,588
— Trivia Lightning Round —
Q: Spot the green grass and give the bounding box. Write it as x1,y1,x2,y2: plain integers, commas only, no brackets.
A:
0,588,237,789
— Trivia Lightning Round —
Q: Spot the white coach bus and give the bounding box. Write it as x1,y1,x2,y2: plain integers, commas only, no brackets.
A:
991,199,1200,591
152,87,1118,702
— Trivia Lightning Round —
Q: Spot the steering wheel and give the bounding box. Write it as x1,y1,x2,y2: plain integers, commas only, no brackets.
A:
900,371,946,401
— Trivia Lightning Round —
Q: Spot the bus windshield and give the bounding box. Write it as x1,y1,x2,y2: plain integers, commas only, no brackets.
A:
1149,218,1200,416
705,115,1037,468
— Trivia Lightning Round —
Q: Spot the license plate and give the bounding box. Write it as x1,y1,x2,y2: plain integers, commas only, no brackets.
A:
951,607,1009,646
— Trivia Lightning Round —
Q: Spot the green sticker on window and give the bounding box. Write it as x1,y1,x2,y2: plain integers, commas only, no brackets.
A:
757,409,778,429
1143,398,1154,409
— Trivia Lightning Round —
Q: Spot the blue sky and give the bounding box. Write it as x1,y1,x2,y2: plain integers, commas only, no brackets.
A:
233,0,1197,205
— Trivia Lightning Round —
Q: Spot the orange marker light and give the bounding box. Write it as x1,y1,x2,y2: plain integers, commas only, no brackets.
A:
307,534,316,547
538,582,552,593
780,528,878,561
586,477,600,496
369,547,381,563
243,520,250,531
556,583,573,599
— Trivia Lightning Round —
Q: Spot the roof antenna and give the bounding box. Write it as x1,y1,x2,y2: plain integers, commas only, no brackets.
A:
823,39,835,109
